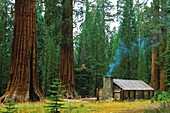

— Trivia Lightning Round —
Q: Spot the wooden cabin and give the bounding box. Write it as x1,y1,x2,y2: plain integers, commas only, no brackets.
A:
102,76,154,101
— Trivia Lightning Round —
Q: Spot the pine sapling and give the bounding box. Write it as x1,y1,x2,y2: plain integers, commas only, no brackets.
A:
46,79,65,113
3,97,18,113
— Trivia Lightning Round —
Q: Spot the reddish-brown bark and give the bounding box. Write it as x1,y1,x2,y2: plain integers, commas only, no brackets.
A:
59,0,78,98
159,0,167,91
160,67,166,91
0,0,44,102
150,0,160,91
159,28,167,91
151,41,159,90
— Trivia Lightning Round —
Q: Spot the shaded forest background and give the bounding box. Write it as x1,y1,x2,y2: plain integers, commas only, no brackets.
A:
0,0,170,99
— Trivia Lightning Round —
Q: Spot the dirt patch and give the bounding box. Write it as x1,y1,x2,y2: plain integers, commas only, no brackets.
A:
64,98,97,103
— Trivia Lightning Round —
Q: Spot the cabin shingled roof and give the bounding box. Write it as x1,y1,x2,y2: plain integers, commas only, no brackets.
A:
113,79,154,91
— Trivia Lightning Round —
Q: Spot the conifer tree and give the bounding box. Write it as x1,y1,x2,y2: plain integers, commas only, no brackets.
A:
46,79,64,113
36,0,46,96
135,0,150,83
117,0,138,79
59,0,78,98
159,0,167,91
165,5,170,91
0,0,14,96
150,0,168,91
137,42,148,82
165,37,170,90
42,0,62,96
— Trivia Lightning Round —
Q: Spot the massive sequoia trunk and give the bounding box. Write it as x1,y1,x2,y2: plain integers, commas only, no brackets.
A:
59,0,78,98
0,0,44,102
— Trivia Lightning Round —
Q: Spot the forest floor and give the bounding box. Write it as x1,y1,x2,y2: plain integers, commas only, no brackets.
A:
0,99,160,113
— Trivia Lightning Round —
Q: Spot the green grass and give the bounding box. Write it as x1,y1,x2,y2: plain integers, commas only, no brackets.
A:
0,100,160,113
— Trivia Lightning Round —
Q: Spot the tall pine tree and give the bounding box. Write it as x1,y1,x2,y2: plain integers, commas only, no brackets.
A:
117,0,138,79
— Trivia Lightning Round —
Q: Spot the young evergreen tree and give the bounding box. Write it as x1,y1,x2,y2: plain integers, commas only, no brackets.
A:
3,97,18,113
46,79,64,113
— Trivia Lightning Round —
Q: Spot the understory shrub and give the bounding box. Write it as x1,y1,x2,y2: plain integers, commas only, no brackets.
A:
151,90,170,103
145,90,170,113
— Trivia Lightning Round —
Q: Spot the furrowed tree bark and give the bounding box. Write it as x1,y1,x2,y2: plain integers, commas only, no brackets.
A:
159,34,166,91
151,34,159,90
150,0,160,90
59,0,78,99
0,0,44,102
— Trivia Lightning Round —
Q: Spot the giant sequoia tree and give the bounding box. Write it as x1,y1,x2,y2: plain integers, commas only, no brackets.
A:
0,0,44,102
150,0,168,91
59,0,78,98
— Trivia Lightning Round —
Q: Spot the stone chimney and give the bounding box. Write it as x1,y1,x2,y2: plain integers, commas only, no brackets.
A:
102,76,113,100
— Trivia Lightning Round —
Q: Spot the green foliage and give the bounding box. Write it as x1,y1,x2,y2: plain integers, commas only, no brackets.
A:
0,100,162,113
36,0,61,96
75,67,95,97
165,38,170,90
151,90,170,104
0,0,14,96
0,97,18,113
165,8,170,91
116,0,139,79
64,104,85,113
36,1,46,97
75,0,115,93
45,79,65,113
137,38,149,83
1,0,170,102
64,105,78,113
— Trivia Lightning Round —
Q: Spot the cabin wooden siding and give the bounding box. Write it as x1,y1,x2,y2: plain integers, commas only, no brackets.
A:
112,79,154,101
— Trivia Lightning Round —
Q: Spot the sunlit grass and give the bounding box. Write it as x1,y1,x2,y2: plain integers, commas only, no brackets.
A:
0,100,160,113
62,100,160,113
16,102,46,113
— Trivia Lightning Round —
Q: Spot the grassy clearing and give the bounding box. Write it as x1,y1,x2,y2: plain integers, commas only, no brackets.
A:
0,100,160,113
62,100,160,113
